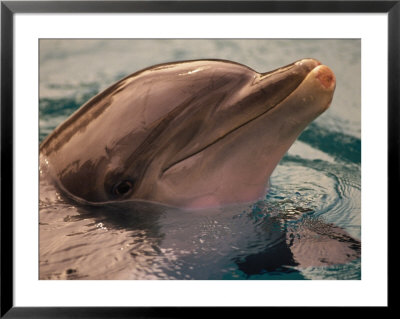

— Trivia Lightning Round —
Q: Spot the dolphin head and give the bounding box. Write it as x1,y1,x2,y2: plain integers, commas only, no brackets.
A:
40,58,335,209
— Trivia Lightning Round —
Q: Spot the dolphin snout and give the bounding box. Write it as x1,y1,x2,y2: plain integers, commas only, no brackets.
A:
294,58,321,73
297,63,336,114
314,65,336,90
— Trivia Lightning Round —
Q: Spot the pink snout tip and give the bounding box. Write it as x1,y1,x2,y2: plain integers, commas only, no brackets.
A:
315,65,336,89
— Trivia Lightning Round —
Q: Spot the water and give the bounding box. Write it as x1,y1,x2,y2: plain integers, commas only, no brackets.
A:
39,39,361,280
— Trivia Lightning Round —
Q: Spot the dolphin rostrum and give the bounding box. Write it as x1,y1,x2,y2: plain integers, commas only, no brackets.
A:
40,59,336,209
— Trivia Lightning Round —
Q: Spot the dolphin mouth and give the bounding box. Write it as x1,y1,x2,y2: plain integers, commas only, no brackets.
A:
161,96,288,175
162,59,332,175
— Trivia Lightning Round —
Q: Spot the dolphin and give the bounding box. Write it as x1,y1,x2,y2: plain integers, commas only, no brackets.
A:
40,58,336,209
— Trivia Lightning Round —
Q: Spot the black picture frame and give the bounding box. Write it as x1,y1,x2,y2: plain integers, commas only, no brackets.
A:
1,0,395,317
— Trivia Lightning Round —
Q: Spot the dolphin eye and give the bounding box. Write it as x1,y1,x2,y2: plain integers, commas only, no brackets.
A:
112,180,134,196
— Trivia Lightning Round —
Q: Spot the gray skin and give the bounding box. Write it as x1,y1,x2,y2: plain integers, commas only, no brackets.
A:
40,58,336,209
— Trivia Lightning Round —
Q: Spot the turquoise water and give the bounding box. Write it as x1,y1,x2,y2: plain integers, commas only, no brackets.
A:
39,39,361,280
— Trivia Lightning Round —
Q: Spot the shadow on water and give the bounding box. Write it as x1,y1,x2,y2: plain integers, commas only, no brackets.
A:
232,204,361,279
298,123,361,164
233,229,301,277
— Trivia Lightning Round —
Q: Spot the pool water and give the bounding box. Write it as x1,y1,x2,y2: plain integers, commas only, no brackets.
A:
39,39,361,280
